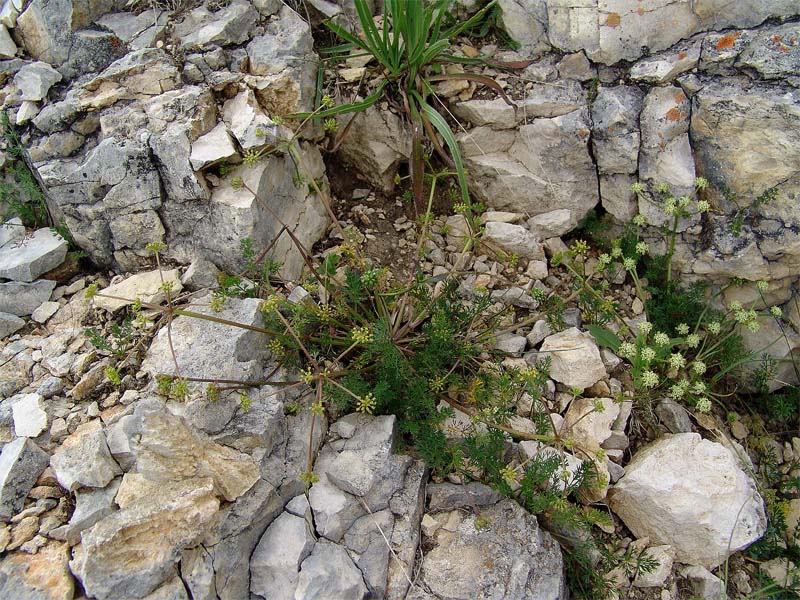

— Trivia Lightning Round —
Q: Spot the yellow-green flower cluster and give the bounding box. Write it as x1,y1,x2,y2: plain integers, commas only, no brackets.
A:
351,325,374,344
356,393,377,415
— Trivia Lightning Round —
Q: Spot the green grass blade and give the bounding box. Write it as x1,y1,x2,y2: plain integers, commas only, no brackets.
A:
289,80,388,120
415,93,470,205
442,0,497,39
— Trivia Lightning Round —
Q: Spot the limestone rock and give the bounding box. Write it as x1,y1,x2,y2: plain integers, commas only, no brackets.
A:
174,0,259,48
0,312,24,338
0,438,50,520
12,393,47,438
0,280,55,317
247,5,313,77
96,10,168,50
496,0,549,58
0,217,24,248
591,86,643,176
13,61,61,101
633,544,675,588
0,24,15,58
418,499,565,599
539,328,607,390
639,85,696,224
464,109,598,227
563,397,620,453
50,421,121,492
608,433,767,568
40,137,165,270
630,38,701,84
294,540,368,600
16,0,119,76
250,512,315,600
94,269,182,313
127,400,260,502
191,147,329,279
427,482,502,513
222,87,290,151
452,81,584,128
0,540,73,600
337,105,411,193
66,478,122,545
141,296,268,401
70,477,219,600
482,222,545,261
0,228,67,282
692,81,800,229
189,122,238,170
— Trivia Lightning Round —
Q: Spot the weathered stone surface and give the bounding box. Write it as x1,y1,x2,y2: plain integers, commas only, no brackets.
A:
0,437,49,520
482,221,545,261
0,312,24,338
630,38,701,84
419,499,565,600
173,0,259,48
12,393,47,438
0,540,73,600
639,84,695,215
591,86,643,175
453,81,584,129
337,105,411,193
94,269,182,312
13,60,61,101
40,137,164,270
0,217,24,248
0,24,15,58
50,421,121,492
464,108,598,226
191,146,329,279
142,296,268,399
250,512,315,600
247,5,313,77
96,10,168,50
16,0,119,76
294,540,368,600
692,81,800,226
608,433,767,569
66,478,121,545
222,87,289,151
427,482,502,513
0,279,55,316
633,544,675,588
0,228,67,282
189,122,238,170
127,400,260,502
70,477,219,600
539,327,607,390
563,397,620,453
497,0,549,58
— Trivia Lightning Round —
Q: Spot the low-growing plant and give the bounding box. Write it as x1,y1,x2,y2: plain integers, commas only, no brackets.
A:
296,0,528,218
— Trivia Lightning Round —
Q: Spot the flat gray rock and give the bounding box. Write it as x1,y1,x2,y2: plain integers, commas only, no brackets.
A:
13,60,61,101
50,421,122,492
294,541,367,600
0,279,55,316
418,499,565,600
0,437,50,520
0,228,67,282
0,312,24,339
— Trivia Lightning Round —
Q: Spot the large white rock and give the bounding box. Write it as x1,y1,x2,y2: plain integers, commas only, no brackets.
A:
0,228,67,282
608,433,767,569
482,222,545,261
94,269,182,312
539,328,607,390
11,393,47,438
